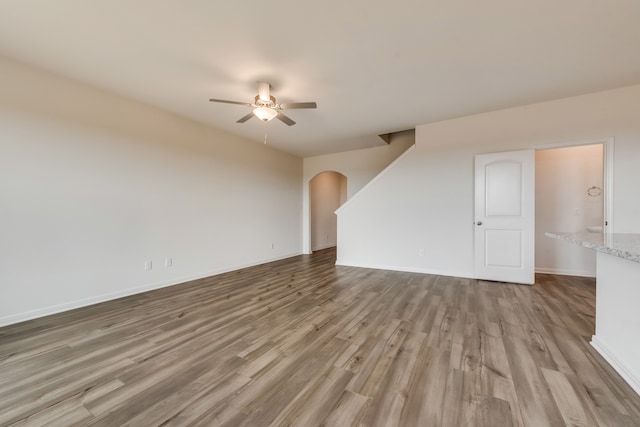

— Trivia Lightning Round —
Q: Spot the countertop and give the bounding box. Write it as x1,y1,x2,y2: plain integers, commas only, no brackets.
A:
545,232,640,263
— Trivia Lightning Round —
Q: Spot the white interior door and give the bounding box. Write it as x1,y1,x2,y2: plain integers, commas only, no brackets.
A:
474,149,535,285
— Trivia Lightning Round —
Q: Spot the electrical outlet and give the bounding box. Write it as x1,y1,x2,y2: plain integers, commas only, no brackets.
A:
419,249,425,256
165,258,172,267
270,243,275,249
144,260,152,271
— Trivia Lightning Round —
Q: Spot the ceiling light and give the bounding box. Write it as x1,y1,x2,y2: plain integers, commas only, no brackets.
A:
253,106,278,122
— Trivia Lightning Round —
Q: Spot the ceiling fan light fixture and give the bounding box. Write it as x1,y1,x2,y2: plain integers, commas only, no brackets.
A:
253,106,278,122
209,81,315,127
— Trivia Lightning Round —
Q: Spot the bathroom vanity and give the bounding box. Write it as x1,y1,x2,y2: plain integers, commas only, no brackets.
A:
546,232,640,396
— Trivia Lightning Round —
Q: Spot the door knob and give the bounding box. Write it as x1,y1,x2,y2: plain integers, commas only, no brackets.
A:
476,221,483,226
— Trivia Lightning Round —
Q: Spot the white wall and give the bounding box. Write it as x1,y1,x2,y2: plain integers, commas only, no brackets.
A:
536,145,603,277
302,130,414,253
0,56,302,326
310,171,346,250
337,85,640,278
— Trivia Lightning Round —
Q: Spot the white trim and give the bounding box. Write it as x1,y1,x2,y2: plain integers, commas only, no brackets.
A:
531,137,612,150
335,260,475,280
534,267,596,278
0,251,302,328
335,144,416,214
604,139,615,234
591,335,640,397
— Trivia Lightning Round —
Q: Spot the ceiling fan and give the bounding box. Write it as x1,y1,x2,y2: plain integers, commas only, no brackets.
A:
209,81,317,126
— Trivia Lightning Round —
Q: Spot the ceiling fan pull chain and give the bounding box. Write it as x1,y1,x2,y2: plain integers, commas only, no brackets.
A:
264,125,268,145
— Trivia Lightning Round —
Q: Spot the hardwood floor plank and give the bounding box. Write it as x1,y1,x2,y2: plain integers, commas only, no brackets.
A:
88,356,247,426
541,367,597,427
479,332,524,427
319,390,370,427
346,319,411,397
358,330,427,427
476,395,514,427
268,365,353,427
441,369,474,426
1,248,640,426
398,344,450,426
229,338,350,426
503,335,566,426
0,357,135,425
156,374,252,426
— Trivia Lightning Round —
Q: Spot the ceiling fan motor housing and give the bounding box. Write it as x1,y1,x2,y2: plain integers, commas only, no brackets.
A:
255,95,277,108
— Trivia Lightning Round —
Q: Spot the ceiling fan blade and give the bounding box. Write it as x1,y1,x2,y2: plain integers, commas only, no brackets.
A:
209,98,253,107
276,112,296,126
279,102,317,109
236,112,255,123
257,81,271,103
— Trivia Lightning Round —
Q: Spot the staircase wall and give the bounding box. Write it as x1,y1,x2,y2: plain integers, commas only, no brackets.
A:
302,131,414,253
336,84,640,277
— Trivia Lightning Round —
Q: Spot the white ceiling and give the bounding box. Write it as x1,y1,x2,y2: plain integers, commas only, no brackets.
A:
1,1,640,157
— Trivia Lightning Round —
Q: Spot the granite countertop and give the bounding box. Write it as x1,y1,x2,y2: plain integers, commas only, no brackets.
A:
545,232,640,263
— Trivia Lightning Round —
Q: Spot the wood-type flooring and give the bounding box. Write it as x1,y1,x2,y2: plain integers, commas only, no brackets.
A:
1,248,640,426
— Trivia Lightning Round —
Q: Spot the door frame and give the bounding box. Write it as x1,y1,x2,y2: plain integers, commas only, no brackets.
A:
532,137,614,233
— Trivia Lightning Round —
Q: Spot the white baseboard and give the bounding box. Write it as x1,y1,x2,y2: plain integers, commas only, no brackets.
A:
338,261,591,284
535,267,596,278
0,251,302,328
312,243,336,251
335,260,475,280
591,335,640,397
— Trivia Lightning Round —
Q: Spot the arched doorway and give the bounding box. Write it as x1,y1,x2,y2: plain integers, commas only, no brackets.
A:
309,171,347,251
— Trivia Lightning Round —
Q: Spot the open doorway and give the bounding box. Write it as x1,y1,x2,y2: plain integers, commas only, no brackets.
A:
310,171,347,252
535,143,604,277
